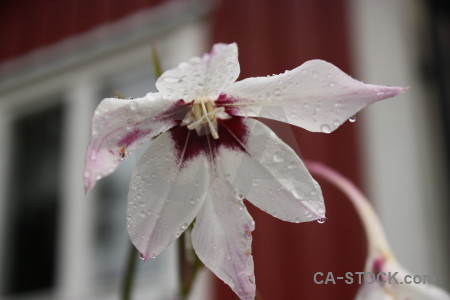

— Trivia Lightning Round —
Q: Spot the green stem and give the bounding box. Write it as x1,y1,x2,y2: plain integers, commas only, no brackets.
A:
151,43,163,78
121,243,139,300
178,227,203,299
178,232,189,299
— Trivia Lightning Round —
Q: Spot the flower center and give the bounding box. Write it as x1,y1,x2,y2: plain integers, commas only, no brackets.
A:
186,98,225,139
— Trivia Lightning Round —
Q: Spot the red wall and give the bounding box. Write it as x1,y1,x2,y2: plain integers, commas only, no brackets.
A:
212,0,367,299
0,0,165,64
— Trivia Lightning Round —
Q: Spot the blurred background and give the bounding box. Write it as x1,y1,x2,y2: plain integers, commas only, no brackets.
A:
0,0,449,299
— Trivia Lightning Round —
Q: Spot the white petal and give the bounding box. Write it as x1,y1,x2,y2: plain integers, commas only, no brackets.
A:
192,169,255,300
127,131,209,259
223,60,407,132
356,258,450,300
219,118,325,222
84,93,187,192
156,43,240,101
385,262,450,300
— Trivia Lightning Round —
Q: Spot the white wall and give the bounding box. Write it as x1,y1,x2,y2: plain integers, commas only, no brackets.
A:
350,0,449,287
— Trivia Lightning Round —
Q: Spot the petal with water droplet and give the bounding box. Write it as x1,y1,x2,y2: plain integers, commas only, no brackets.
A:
192,167,255,300
84,93,188,192
127,131,209,259
156,43,240,101
220,118,325,223
222,59,407,132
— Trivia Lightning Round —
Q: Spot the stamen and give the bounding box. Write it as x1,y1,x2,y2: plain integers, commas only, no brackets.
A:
187,107,224,130
200,100,219,139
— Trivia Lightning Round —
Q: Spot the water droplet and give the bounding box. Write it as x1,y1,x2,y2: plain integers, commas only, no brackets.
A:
180,223,188,231
139,253,147,261
234,191,244,200
252,179,260,187
163,76,182,83
320,124,331,133
334,102,342,108
333,120,340,127
317,207,324,214
317,218,326,224
239,202,246,211
130,101,139,111
349,115,356,123
139,210,146,218
274,152,284,162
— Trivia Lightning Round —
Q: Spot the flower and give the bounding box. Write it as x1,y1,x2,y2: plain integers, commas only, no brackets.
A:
306,162,450,300
84,43,406,300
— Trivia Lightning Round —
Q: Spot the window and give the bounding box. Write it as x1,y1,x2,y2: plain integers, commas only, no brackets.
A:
0,4,210,299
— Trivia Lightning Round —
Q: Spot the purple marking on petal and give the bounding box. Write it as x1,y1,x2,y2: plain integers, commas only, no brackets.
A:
217,117,248,152
118,129,152,147
154,99,189,122
372,256,385,274
215,93,241,116
169,117,249,165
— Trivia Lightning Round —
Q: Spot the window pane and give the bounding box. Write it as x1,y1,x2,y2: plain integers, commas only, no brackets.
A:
4,103,64,296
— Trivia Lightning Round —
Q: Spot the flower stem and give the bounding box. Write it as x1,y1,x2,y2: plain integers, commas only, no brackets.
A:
121,243,139,300
305,161,391,256
178,226,203,299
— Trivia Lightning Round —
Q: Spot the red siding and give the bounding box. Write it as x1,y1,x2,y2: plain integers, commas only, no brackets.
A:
212,0,367,299
0,0,165,64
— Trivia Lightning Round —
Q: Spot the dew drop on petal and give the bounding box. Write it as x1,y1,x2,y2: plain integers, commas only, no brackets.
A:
333,120,340,127
349,115,357,123
320,124,331,133
317,218,326,224
273,152,284,163
130,101,139,111
139,253,147,261
163,76,182,83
